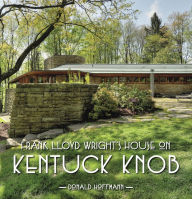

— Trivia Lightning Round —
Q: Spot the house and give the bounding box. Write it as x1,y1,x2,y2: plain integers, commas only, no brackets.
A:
10,64,192,97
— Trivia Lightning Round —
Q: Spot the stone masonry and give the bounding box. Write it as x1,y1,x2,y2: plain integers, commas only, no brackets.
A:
9,84,98,137
44,55,85,70
5,88,16,113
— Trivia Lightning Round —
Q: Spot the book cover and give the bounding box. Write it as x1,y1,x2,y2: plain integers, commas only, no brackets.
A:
0,1,192,199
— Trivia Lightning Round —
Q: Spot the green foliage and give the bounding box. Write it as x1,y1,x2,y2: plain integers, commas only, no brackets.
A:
153,45,180,63
112,83,154,114
151,12,162,34
64,71,84,84
43,23,86,56
143,27,177,63
143,12,184,64
89,87,119,120
89,83,155,119
61,72,90,84
76,18,123,64
85,73,90,84
168,11,191,63
100,83,155,114
142,34,162,63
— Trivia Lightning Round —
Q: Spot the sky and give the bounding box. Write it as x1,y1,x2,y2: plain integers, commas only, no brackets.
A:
133,0,192,26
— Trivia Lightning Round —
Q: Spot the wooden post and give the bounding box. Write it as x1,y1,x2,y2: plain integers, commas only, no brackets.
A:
150,69,155,98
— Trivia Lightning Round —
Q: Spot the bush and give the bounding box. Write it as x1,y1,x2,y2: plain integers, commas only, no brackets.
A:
112,83,155,114
119,87,154,114
89,87,119,120
98,83,155,115
89,83,155,120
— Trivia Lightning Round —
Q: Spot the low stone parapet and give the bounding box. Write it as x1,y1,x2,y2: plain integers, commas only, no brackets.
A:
9,83,98,137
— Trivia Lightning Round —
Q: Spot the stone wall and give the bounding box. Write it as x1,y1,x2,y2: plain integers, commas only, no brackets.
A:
5,88,16,113
155,84,192,96
9,84,98,137
44,55,85,70
127,83,192,96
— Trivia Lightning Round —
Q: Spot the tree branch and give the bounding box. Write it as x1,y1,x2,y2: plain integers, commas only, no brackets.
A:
0,12,62,82
0,0,75,18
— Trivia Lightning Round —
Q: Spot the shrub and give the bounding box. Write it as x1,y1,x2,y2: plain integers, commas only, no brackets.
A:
119,86,154,114
99,83,155,115
89,83,155,120
89,87,119,120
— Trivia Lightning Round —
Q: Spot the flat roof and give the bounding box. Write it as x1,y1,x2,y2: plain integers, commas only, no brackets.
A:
50,64,192,74
9,70,86,83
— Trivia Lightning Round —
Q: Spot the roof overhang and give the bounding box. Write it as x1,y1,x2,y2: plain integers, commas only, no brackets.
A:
9,64,192,83
9,70,86,84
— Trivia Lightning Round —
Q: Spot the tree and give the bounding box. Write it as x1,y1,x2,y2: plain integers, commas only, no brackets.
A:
153,45,179,64
145,12,162,35
43,19,87,56
0,0,134,111
168,12,190,63
142,34,162,63
121,21,145,64
77,17,122,64
0,0,134,83
142,12,177,63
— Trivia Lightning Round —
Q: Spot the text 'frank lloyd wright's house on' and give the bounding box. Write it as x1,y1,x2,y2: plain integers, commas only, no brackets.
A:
10,55,192,97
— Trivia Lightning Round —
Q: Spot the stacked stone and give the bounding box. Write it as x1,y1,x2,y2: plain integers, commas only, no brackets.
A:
9,84,98,137
44,55,85,70
5,89,16,113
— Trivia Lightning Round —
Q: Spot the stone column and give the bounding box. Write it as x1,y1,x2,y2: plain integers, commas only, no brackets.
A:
150,69,155,98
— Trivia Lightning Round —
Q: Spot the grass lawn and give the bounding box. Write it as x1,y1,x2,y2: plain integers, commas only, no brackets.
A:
0,118,192,199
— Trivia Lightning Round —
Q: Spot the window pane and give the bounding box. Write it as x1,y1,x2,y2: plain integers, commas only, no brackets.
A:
140,77,146,83
160,77,167,82
174,77,179,82
119,77,126,82
112,77,118,82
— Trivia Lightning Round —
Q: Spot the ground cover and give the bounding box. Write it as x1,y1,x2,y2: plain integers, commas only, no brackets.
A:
0,118,192,199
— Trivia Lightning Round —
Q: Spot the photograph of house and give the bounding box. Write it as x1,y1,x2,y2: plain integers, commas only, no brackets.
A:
10,55,192,96
0,0,192,199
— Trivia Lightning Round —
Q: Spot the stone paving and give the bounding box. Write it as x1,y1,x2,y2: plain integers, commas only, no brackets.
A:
63,99,192,132
68,98,192,131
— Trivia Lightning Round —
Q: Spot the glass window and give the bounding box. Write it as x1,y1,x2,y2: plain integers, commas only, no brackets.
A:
46,76,49,82
38,76,43,83
30,77,35,83
52,76,56,83
187,76,192,82
106,77,112,82
127,77,134,82
119,77,127,82
112,77,118,82
174,77,180,82
140,77,146,83
155,77,159,83
101,78,105,83
179,77,185,82
133,77,139,82
146,77,150,82
160,77,167,82
167,77,174,82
